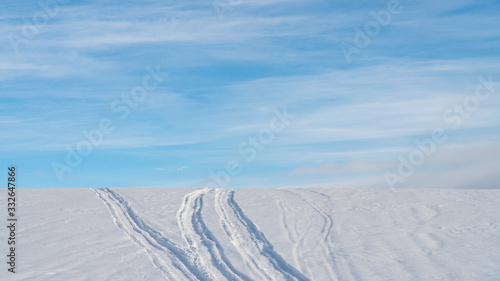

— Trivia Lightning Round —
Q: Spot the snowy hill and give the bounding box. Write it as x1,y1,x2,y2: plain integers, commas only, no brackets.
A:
3,188,500,280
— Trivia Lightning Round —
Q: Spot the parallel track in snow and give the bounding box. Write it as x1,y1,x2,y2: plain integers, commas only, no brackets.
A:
269,191,310,276
215,189,310,281
96,188,311,281
281,190,340,281
95,188,200,280
177,189,252,281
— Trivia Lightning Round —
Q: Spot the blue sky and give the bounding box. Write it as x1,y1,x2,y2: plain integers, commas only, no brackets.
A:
1,0,499,188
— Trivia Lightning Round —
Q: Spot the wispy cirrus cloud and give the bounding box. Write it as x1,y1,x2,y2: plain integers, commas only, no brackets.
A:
1,0,499,188
292,160,394,175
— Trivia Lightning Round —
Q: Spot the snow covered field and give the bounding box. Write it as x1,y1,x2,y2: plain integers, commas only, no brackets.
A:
3,188,500,280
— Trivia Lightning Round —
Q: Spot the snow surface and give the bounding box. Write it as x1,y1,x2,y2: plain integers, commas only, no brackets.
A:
2,188,500,280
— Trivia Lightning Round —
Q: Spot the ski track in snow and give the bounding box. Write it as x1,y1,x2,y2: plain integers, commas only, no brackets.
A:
215,189,310,281
94,188,199,281
269,191,309,275
304,189,360,281
97,187,305,281
278,189,340,281
177,189,252,281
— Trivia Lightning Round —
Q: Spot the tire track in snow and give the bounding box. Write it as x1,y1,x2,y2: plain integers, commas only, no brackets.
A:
177,189,252,281
95,188,208,281
281,190,340,281
214,189,310,281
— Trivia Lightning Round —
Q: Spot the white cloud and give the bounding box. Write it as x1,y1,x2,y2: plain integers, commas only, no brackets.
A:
292,160,394,175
